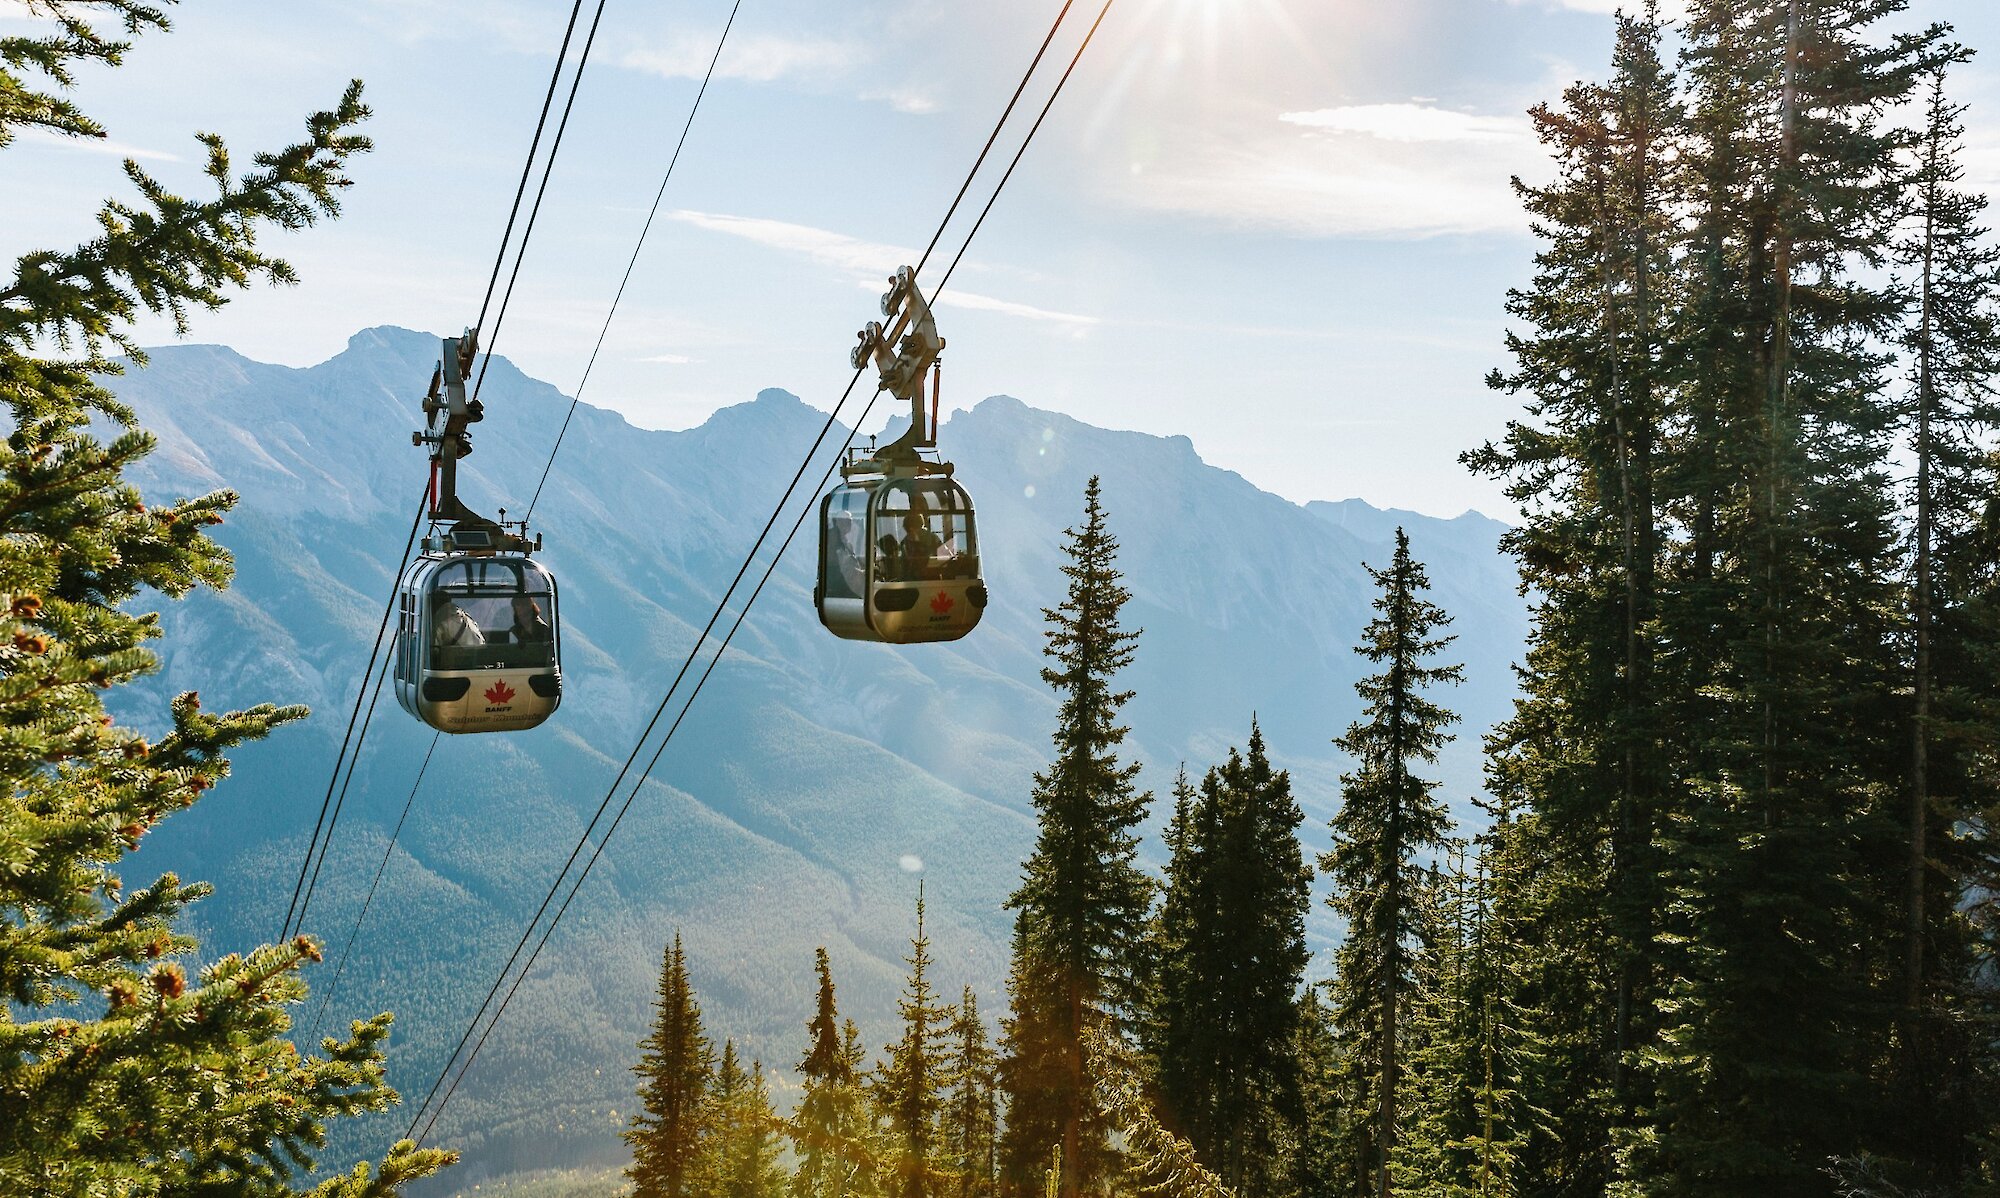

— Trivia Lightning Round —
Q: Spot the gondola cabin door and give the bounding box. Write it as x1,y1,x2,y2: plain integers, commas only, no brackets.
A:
395,554,562,733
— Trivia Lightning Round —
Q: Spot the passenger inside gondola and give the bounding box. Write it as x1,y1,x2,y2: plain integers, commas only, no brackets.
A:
511,595,552,643
435,598,484,647
900,511,943,580
826,510,867,600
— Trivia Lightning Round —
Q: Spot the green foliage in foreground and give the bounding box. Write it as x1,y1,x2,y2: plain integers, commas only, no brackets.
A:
0,3,448,1194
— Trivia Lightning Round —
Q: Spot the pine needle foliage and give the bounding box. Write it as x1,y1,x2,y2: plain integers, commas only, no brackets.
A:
1082,1026,1233,1198
790,950,879,1198
628,935,716,1198
0,5,449,1194
874,886,947,1198
1148,723,1310,1198
1001,476,1152,1198
699,1043,786,1198
1321,529,1463,1198
940,989,999,1198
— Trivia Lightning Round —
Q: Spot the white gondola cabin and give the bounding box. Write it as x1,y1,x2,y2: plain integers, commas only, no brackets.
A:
817,473,984,643
393,331,564,733
394,549,562,734
815,265,985,645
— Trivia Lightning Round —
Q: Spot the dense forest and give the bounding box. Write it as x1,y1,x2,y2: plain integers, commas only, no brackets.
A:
5,1,2000,1197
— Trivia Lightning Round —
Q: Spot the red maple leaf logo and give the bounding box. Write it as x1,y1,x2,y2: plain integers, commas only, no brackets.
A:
484,680,516,705
930,590,954,615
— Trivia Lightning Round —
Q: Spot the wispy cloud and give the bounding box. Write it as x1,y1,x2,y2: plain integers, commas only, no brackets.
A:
862,85,941,115
16,126,181,162
667,209,1095,330
637,352,698,364
670,209,913,275
622,34,863,84
1280,103,1531,144
858,280,1099,331
946,291,1099,333
1112,102,1543,239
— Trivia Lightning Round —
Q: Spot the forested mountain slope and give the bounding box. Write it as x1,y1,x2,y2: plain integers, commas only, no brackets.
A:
111,326,1524,1176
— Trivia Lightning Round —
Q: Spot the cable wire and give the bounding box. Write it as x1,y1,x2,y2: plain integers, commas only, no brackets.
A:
525,0,746,522
406,0,1116,1142
282,489,424,941
306,732,441,1044
292,648,396,937
473,0,613,404
914,0,1076,278
473,0,593,340
285,0,602,943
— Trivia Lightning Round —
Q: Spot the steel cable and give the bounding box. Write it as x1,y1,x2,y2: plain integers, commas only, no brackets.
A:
286,0,609,944
305,731,441,1043
281,488,424,941
406,0,1116,1142
525,0,746,523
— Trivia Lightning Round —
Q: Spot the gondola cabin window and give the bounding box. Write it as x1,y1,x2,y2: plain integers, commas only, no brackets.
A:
874,479,977,583
426,559,558,672
823,489,870,601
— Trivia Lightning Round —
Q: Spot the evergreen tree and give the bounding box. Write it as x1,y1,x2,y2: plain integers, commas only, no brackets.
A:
942,988,1000,1198
629,935,717,1198
1393,826,1534,1198
791,948,879,1198
699,1042,787,1198
1321,529,1462,1198
1001,476,1153,1198
876,885,946,1198
1635,4,1941,1190
0,5,450,1194
1150,724,1311,1197
1083,1026,1235,1198
1291,984,1350,1198
1889,51,2000,1184
1464,11,1681,1188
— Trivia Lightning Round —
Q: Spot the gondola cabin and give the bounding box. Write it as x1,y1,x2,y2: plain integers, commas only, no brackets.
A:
817,474,984,643
394,549,562,733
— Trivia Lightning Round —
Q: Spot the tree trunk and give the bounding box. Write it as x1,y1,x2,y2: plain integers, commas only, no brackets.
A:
1064,984,1083,1198
1904,105,1939,1039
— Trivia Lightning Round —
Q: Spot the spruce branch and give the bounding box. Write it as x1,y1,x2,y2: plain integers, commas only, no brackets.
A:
1082,1026,1234,1198
0,78,371,364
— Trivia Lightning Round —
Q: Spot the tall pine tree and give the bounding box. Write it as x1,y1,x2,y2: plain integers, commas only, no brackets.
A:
1464,11,1681,1187
1322,529,1462,1198
0,5,450,1193
1001,476,1153,1198
1150,723,1311,1197
1637,5,1940,1189
791,949,879,1198
1888,50,2000,1183
876,885,946,1198
942,989,999,1198
629,934,717,1198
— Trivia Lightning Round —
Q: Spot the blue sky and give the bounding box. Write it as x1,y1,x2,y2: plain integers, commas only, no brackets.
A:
6,0,1998,517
